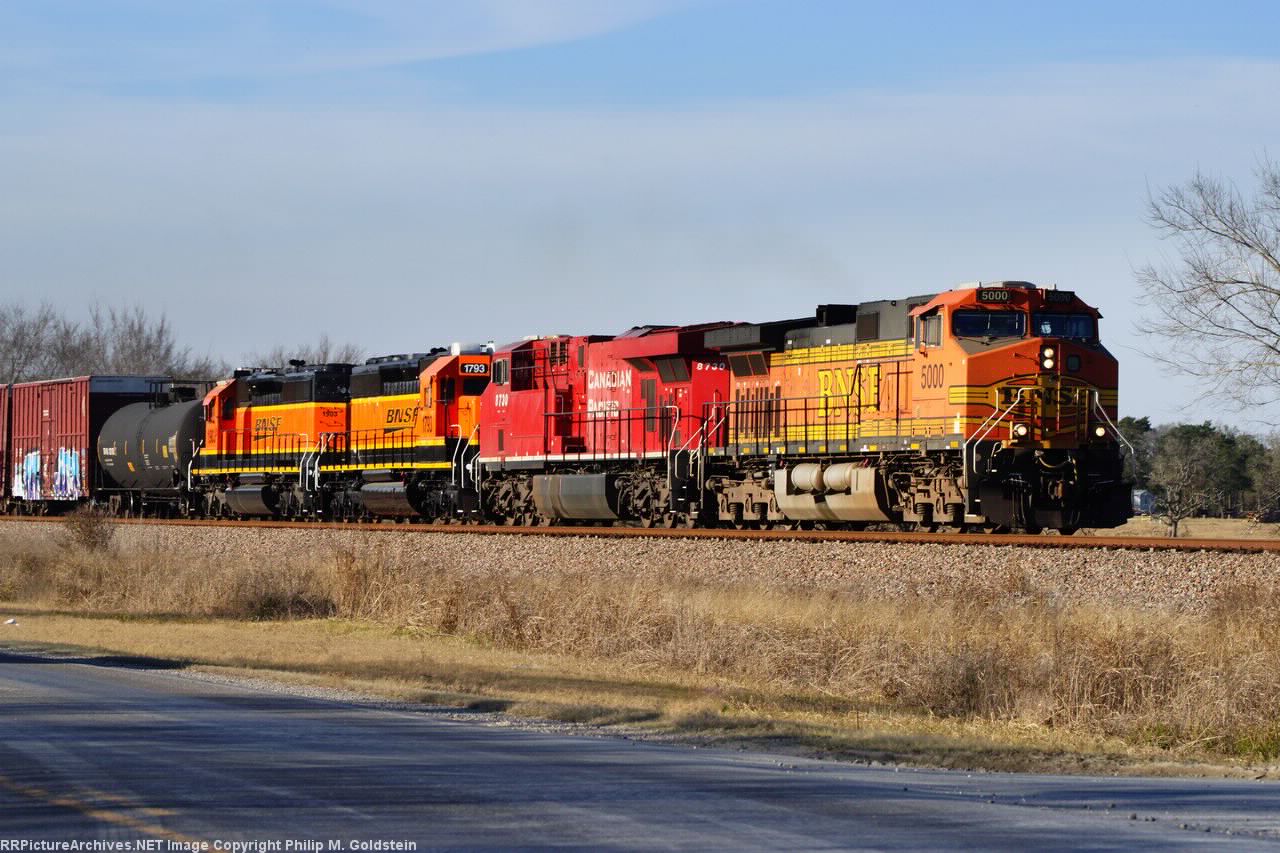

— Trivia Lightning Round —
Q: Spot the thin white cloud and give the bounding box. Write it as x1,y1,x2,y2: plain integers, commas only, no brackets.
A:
0,0,684,81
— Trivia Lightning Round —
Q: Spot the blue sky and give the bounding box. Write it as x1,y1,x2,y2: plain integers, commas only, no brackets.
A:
2,1,1278,426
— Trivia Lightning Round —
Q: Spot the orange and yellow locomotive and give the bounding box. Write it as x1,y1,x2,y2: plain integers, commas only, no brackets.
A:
190,345,492,520
700,281,1129,532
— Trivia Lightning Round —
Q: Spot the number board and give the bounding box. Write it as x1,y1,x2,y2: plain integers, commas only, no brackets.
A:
977,288,1012,303
1043,290,1076,304
460,362,489,375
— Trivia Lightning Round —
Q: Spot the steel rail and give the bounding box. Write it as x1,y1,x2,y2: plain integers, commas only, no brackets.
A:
3,515,1279,553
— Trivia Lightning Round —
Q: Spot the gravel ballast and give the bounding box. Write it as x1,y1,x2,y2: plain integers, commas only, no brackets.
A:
3,521,1278,613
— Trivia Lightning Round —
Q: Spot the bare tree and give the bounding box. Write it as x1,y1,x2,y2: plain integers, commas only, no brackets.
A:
52,304,226,378
1148,429,1216,537
0,301,59,383
244,333,365,369
0,299,225,382
1137,159,1280,416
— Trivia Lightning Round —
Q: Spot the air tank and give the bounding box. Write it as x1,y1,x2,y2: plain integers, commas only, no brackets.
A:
97,399,204,491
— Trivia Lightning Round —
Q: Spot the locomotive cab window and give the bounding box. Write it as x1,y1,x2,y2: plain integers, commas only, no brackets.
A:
462,377,489,396
952,310,1026,339
918,312,942,347
1032,313,1097,339
492,359,509,386
511,351,535,391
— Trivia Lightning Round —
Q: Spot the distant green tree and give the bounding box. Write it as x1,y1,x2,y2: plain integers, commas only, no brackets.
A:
1117,415,1154,489
1244,433,1280,519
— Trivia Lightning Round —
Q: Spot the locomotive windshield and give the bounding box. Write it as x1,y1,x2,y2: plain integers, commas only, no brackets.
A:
1032,313,1096,339
952,310,1026,339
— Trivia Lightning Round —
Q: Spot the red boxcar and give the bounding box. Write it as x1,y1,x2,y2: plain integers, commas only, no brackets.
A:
10,376,169,503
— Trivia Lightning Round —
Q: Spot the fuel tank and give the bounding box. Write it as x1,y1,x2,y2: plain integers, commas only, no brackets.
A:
97,399,203,491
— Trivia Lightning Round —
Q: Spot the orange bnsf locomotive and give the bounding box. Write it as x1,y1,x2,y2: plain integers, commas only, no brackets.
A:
3,281,1130,533
696,281,1129,533
187,344,493,521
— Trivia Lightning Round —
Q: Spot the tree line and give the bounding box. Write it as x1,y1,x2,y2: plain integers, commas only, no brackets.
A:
0,300,363,384
1119,417,1280,535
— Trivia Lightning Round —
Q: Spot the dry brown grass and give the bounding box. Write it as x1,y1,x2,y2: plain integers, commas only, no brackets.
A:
1102,516,1280,539
4,530,1280,769
60,506,118,552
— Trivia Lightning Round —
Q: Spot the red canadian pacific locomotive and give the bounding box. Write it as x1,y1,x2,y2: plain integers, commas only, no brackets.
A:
0,281,1132,533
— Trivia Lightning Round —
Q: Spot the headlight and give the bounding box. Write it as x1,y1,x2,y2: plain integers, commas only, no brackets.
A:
1094,426,1107,438
1012,423,1030,438
1041,346,1055,358
1042,357,1055,369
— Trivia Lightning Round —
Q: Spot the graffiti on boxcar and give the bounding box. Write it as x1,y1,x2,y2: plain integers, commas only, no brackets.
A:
14,451,40,500
53,448,82,499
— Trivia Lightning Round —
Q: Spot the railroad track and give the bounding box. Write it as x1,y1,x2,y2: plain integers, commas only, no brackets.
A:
4,514,1279,553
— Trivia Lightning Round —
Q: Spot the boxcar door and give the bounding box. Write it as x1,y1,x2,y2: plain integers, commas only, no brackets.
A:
39,386,54,499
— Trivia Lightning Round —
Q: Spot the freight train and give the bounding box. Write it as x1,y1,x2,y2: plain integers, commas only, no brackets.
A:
0,282,1132,533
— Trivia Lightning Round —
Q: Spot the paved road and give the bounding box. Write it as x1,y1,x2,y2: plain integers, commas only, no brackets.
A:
1,647,1278,850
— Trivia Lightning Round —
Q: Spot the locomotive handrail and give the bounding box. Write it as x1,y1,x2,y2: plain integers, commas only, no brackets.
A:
539,404,679,462
663,405,683,455
311,434,328,490
299,433,326,490
699,388,877,451
450,424,462,487
1091,391,1135,459
680,405,724,454
964,386,1028,478
660,405,683,501
345,427,417,469
451,424,480,489
186,438,204,491
213,427,308,470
